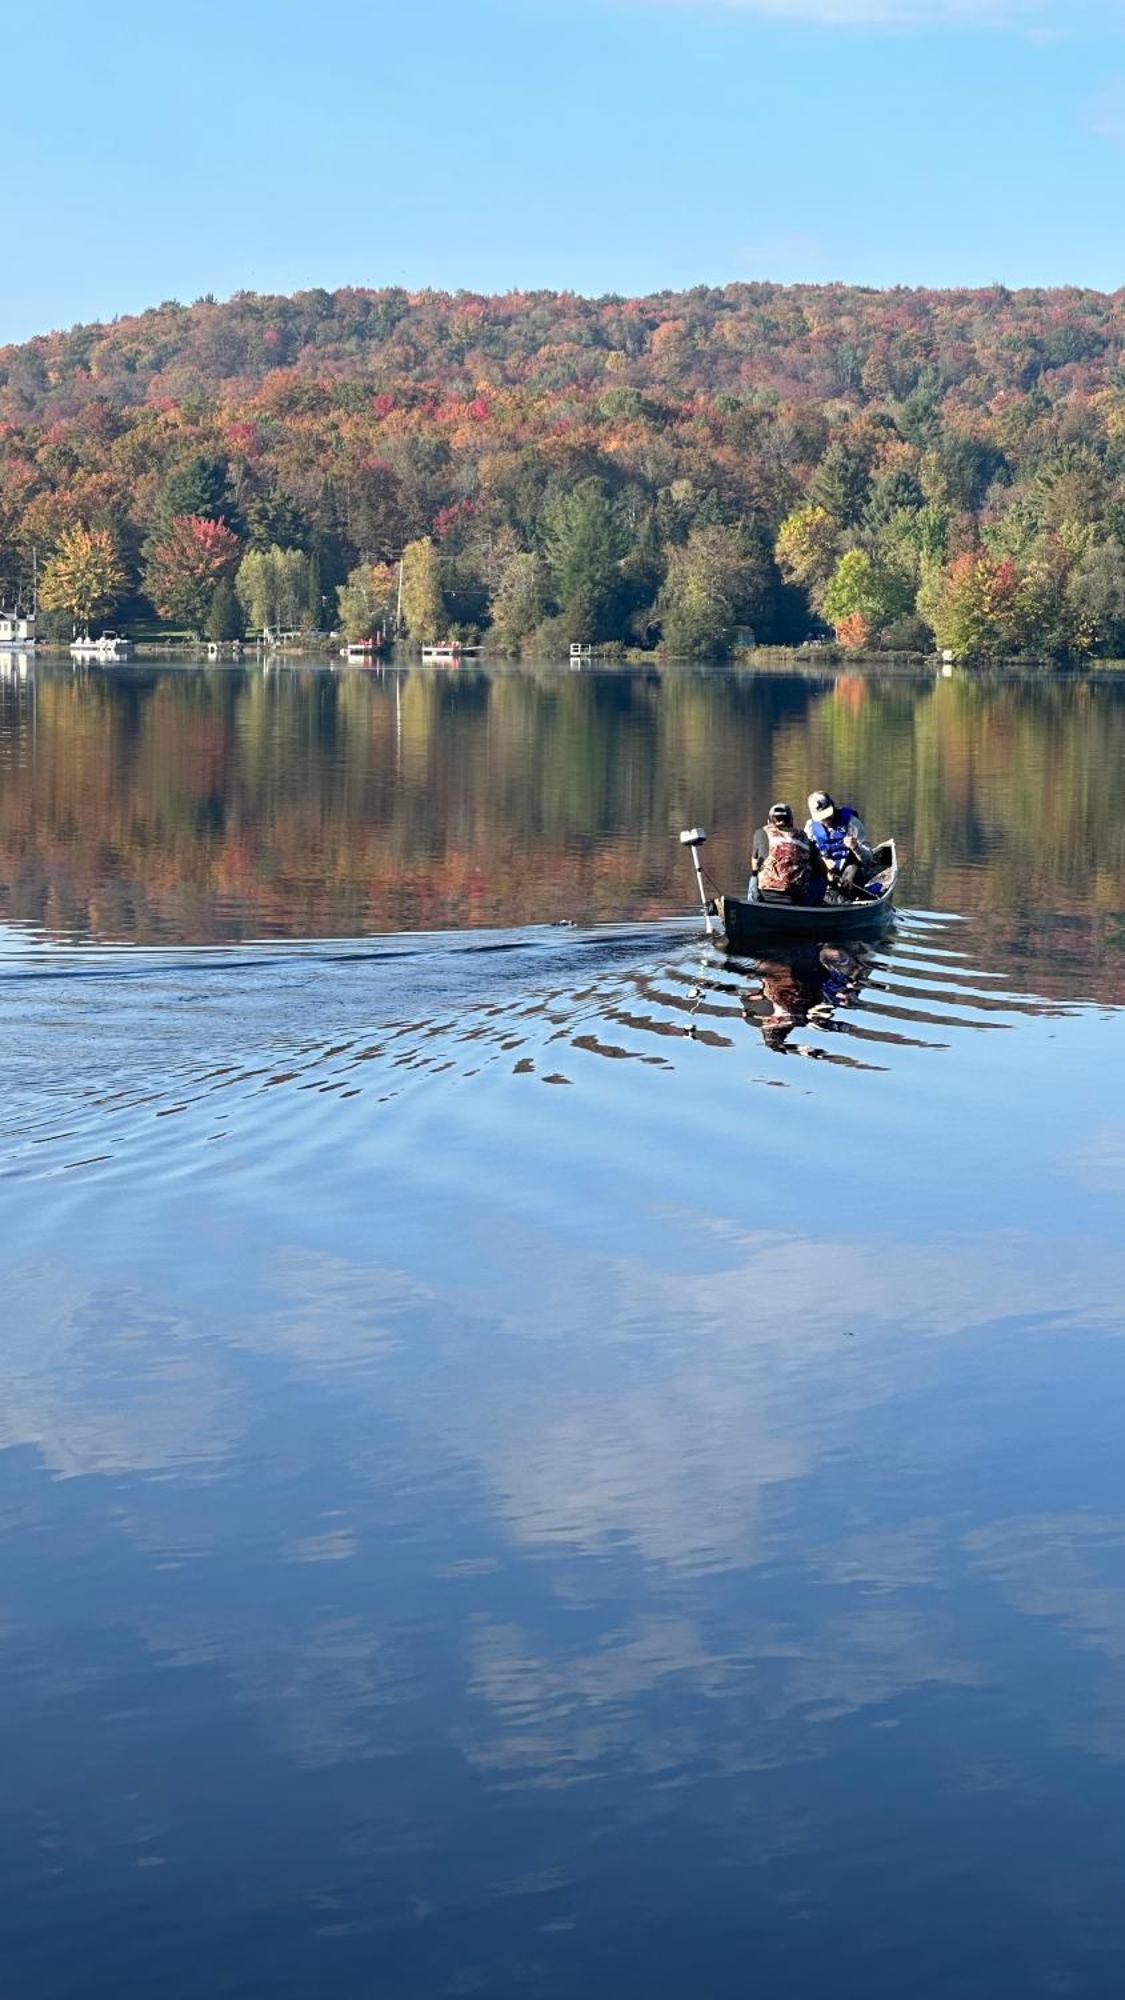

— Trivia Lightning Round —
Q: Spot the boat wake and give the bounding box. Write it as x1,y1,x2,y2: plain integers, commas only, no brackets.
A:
0,910,1084,1189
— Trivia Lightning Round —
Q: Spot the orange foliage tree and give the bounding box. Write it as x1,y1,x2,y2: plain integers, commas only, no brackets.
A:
145,515,240,632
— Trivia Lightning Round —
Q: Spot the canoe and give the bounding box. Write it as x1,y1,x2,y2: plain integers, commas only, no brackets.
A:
717,840,898,949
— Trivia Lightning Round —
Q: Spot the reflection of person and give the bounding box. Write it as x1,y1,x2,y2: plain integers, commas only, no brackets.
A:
749,803,826,905
743,942,870,1052
756,955,821,1049
818,944,863,1010
805,791,875,900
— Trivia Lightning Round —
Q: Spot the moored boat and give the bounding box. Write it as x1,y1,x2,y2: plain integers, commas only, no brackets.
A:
420,642,482,662
70,632,134,661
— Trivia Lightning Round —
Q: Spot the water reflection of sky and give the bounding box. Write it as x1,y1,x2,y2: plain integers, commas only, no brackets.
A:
3,916,1125,1994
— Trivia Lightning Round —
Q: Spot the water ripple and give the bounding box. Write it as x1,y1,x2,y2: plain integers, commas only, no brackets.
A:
0,912,1101,1187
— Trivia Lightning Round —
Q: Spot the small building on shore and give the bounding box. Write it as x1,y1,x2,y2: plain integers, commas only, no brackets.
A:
0,610,36,648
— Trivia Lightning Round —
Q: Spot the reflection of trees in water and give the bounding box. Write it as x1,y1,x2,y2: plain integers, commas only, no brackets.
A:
810,674,1125,919
0,668,1123,990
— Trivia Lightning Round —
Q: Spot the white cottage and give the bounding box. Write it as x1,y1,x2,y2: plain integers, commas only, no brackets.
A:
0,610,36,647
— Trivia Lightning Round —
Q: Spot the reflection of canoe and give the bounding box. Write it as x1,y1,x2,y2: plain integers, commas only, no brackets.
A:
718,840,898,948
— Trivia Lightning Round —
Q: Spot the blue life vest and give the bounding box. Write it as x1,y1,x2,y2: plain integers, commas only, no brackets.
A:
809,806,856,870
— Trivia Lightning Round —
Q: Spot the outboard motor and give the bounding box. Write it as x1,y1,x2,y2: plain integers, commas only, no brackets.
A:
679,828,715,935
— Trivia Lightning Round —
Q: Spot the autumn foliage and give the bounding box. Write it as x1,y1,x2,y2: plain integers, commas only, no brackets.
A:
5,281,1125,655
145,515,240,629
834,611,872,651
38,523,126,629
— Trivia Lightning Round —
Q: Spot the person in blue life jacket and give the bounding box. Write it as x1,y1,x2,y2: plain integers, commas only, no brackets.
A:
749,802,828,905
805,790,876,899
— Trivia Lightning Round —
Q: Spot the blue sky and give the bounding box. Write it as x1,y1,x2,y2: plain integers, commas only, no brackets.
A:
6,0,1125,343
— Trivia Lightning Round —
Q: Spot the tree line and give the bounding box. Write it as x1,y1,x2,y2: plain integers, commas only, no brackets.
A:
6,282,1125,659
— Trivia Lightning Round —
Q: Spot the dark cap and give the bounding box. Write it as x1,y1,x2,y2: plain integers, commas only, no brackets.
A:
768,802,794,826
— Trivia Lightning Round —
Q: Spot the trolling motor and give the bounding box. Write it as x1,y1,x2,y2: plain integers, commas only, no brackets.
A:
679,827,715,936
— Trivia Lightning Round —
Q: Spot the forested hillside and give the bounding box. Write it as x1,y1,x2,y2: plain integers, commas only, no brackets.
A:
5,282,1125,657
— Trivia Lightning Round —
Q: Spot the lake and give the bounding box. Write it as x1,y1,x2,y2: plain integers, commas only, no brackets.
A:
3,657,1125,1998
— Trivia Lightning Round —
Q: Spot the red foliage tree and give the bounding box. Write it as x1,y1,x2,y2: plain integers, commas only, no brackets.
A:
145,514,240,631
835,610,872,651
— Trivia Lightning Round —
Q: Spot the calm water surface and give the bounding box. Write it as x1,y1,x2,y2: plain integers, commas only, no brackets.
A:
2,659,1125,1997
